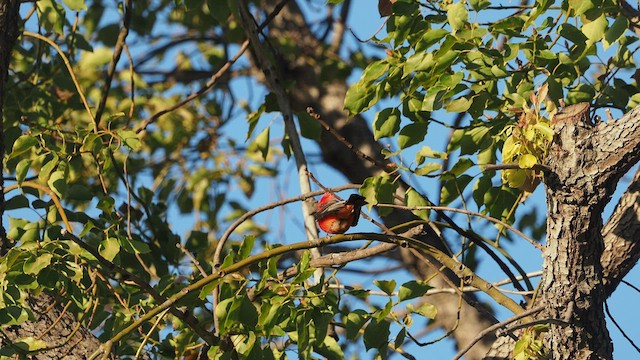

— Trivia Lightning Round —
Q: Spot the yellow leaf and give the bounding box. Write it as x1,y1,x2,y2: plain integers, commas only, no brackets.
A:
519,154,537,169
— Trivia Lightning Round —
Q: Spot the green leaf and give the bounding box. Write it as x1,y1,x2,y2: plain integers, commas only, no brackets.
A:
264,92,280,112
15,159,32,185
373,279,396,295
37,0,66,35
130,240,151,254
410,302,437,319
473,175,493,208
97,196,115,212
446,97,472,112
316,335,345,360
118,237,151,254
62,0,86,10
398,280,432,301
569,0,593,16
297,112,322,141
246,104,265,141
469,0,490,11
448,157,474,176
207,0,231,24
416,146,447,165
13,337,47,352
198,278,221,300
559,23,587,45
394,328,407,350
567,83,595,104
23,253,53,275
447,2,468,34
254,126,270,160
440,174,473,205
416,28,450,52
79,221,95,237
362,60,389,83
504,169,527,188
346,309,368,340
414,162,441,176
344,81,376,116
405,188,429,220
582,13,607,44
238,235,255,260
398,123,427,149
67,184,94,201
376,298,393,321
604,16,629,49
5,195,29,210
373,108,401,140
99,238,120,262
47,170,67,197
363,319,390,351
10,135,37,160
118,129,142,151
238,296,258,328
360,175,399,216
214,297,235,333
403,52,434,74
533,123,554,141
39,156,59,183
296,312,310,355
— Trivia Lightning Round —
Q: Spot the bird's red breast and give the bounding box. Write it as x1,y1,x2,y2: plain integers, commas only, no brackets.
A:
315,193,367,234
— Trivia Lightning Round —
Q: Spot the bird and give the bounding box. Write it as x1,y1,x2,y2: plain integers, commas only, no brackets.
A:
314,193,367,234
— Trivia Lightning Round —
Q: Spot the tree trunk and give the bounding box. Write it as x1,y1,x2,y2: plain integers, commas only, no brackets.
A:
0,293,105,358
0,0,19,254
540,103,640,359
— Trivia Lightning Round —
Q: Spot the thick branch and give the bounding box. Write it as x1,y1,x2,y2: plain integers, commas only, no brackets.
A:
601,167,640,295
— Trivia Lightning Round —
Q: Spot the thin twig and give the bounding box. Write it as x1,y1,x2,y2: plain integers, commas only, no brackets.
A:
605,300,640,352
452,305,545,360
483,162,551,173
134,307,171,359
94,0,132,129
136,39,249,133
377,202,533,294
137,0,291,133
23,32,95,125
307,107,397,173
377,204,543,251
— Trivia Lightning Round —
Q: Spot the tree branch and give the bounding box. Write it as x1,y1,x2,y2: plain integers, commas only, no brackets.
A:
94,0,132,130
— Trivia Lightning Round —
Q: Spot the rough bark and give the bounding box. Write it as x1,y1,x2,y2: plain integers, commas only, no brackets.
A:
259,1,497,358
601,167,640,295
0,293,104,359
540,103,640,359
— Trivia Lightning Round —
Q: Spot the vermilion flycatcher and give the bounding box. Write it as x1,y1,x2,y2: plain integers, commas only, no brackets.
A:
314,193,367,234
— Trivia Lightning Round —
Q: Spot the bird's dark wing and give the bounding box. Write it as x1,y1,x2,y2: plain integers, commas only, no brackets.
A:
314,200,346,220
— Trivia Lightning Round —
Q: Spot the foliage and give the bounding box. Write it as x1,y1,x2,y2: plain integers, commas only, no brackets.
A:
0,0,638,358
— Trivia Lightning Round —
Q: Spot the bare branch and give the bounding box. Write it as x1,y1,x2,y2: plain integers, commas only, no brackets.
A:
94,0,132,129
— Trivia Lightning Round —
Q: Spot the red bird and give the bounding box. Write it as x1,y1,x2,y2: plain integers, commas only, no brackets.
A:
314,193,367,234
